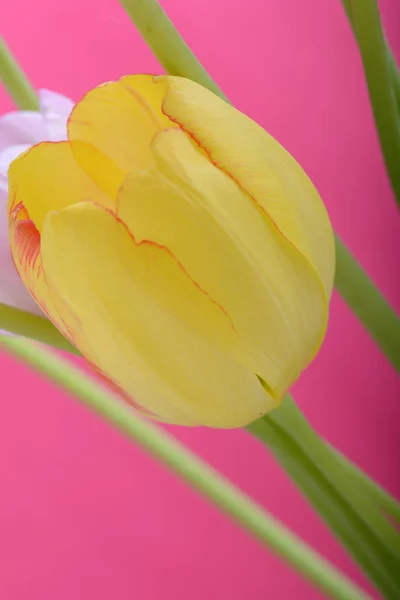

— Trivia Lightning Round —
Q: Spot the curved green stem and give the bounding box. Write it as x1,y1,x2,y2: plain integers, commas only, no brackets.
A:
118,0,228,101
248,396,400,600
386,50,400,110
334,237,400,371
0,303,78,354
340,0,400,205
326,443,400,524
341,0,400,110
0,336,369,600
0,37,39,110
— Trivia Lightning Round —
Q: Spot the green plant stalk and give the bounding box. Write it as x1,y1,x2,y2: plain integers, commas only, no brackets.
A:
0,303,78,354
248,396,400,600
386,50,400,109
335,236,400,371
341,0,400,109
118,0,228,101
0,336,370,600
117,0,400,371
340,0,400,205
0,37,39,110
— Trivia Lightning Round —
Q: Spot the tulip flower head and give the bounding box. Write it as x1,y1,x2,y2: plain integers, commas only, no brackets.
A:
8,76,335,427
1,89,74,314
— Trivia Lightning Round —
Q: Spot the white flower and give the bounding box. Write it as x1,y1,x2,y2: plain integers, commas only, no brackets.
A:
0,89,74,315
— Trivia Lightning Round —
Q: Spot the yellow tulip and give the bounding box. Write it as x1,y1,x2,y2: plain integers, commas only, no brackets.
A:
7,75,335,428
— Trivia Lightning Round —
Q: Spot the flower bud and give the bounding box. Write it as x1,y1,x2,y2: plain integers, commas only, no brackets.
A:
8,76,335,427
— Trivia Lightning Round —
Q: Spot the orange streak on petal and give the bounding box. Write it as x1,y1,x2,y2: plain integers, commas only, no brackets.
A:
85,358,157,418
121,83,166,130
109,200,237,334
9,201,76,343
11,202,41,278
160,110,301,257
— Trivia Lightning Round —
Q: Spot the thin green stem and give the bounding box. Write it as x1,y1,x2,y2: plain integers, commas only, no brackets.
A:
341,0,400,110
340,0,400,205
334,236,400,371
0,336,369,600
118,0,227,100
326,443,400,524
386,50,400,109
248,395,400,599
0,303,78,354
0,37,39,110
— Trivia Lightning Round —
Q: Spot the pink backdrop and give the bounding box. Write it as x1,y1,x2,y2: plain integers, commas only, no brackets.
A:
0,1,399,598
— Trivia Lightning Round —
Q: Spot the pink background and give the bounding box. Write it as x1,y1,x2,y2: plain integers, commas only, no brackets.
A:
0,0,399,598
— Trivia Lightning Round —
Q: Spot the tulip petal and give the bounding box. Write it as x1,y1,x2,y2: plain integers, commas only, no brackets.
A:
40,201,273,427
8,202,72,331
162,77,335,298
0,112,47,151
117,128,326,396
67,75,175,184
8,141,116,232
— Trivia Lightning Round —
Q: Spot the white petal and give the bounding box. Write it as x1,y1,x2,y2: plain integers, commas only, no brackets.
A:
39,89,74,142
44,117,68,142
0,187,9,241
39,89,74,119
0,244,43,314
0,188,41,315
0,144,30,184
0,112,47,151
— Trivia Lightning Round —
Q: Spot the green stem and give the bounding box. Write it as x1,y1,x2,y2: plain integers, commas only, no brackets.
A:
341,0,400,110
340,0,400,205
0,303,77,354
0,37,39,110
326,443,400,524
386,49,400,109
334,236,400,371
118,0,228,101
248,396,400,600
0,336,369,600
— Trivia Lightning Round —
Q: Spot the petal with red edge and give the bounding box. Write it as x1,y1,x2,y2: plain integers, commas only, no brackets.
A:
8,141,117,232
67,75,176,187
8,202,73,338
40,201,273,427
162,76,335,299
